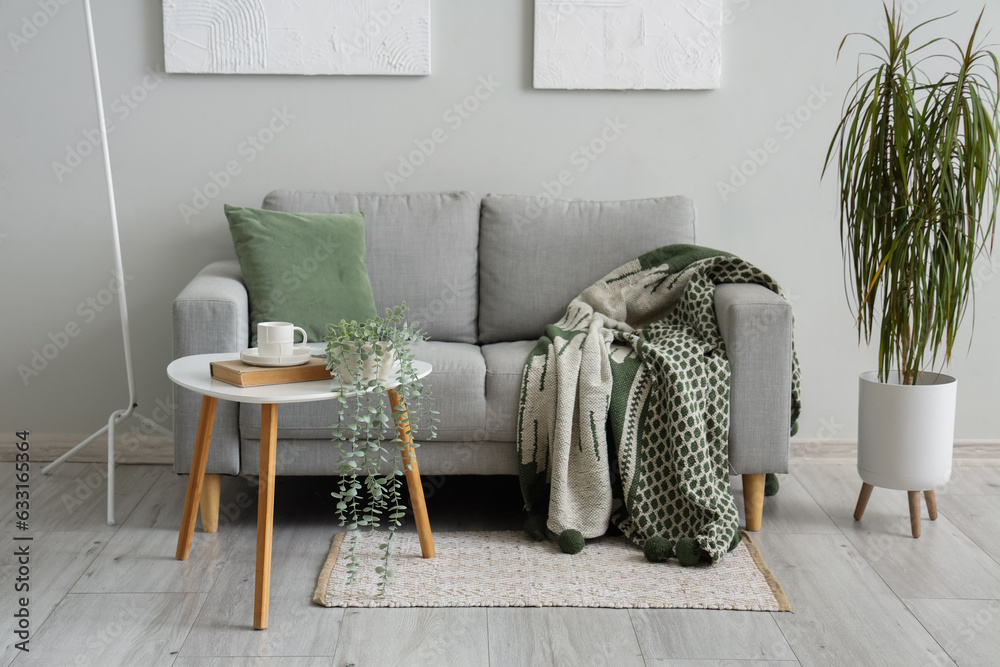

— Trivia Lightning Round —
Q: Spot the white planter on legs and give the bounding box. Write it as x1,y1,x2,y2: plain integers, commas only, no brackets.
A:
857,371,957,491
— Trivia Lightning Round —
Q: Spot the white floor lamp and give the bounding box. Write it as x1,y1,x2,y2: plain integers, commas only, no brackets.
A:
41,0,172,525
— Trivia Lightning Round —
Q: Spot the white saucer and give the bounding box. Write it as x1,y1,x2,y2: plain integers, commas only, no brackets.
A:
240,347,312,367
302,342,328,358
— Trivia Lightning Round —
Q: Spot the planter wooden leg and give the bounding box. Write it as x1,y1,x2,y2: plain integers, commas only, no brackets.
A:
200,474,221,533
908,490,922,538
924,490,938,520
742,474,765,532
854,482,875,521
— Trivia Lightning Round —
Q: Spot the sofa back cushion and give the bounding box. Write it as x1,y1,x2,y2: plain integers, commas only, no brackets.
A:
477,194,697,343
225,205,378,348
263,190,480,344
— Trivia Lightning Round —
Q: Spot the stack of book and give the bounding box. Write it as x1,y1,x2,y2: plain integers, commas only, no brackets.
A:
210,358,331,387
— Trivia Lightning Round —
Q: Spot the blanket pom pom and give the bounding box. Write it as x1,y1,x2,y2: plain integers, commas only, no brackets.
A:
764,473,780,496
675,537,706,566
643,537,675,563
557,529,585,554
524,515,549,541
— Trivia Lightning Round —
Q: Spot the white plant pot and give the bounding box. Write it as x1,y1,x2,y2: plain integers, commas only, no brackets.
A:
857,371,957,491
329,342,396,385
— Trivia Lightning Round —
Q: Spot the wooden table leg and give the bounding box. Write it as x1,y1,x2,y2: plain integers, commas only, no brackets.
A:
854,482,875,521
254,403,279,630
176,395,218,561
924,490,938,520
388,389,435,558
908,490,922,538
200,474,221,533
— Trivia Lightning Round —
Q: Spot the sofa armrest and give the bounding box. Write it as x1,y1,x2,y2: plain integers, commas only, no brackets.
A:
714,283,793,474
171,260,247,475
173,260,250,355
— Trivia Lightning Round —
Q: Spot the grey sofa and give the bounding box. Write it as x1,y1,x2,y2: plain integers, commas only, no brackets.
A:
172,191,794,531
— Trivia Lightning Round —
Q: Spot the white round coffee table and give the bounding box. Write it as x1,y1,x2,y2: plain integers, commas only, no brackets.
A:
167,352,434,629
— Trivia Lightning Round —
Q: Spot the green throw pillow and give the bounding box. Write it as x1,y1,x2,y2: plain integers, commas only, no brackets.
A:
224,204,378,348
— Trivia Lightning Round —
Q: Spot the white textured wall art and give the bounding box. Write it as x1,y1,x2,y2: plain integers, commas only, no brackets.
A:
534,0,721,90
163,0,430,75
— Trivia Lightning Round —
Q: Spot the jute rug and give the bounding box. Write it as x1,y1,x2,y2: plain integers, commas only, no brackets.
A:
313,530,789,611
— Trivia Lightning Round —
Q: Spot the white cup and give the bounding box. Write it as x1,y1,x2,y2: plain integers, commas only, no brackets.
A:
257,321,307,357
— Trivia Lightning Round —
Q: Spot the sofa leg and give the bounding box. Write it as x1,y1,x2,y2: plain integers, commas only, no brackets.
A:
200,474,221,533
743,473,766,532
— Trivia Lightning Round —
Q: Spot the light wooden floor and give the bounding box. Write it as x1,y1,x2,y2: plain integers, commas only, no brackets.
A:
2,461,999,666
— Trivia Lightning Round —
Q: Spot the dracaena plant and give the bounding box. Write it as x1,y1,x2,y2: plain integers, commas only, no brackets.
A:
325,302,437,596
824,3,1000,384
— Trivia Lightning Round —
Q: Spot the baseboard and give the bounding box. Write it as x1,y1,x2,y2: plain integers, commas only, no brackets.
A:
2,434,997,467
791,438,1000,465
0,433,173,465
790,438,858,463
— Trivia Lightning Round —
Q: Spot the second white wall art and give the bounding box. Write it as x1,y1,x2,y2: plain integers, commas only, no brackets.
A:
534,0,722,90
164,0,430,75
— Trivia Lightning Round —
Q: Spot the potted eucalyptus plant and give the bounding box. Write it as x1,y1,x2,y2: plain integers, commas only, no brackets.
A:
327,318,397,385
824,3,999,533
326,302,437,595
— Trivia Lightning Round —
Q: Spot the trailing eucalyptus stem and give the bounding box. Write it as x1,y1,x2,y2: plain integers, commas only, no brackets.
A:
823,2,1000,384
326,303,438,596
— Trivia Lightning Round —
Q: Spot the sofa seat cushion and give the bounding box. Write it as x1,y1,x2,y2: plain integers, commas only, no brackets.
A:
239,340,487,443
262,190,480,344
482,340,536,442
239,438,519,476
478,194,697,343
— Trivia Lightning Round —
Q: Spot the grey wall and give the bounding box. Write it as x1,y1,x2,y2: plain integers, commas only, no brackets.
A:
3,0,998,446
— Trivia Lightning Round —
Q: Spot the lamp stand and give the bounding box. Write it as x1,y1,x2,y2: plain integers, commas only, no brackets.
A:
41,0,172,525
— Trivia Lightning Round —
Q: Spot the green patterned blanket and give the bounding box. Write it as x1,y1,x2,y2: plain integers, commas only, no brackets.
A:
517,245,801,562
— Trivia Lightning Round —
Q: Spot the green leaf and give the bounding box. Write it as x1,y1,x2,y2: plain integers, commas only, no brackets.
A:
324,301,436,588
825,5,1000,383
